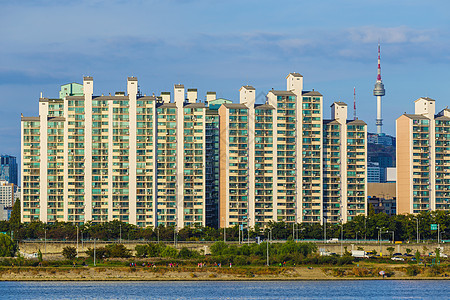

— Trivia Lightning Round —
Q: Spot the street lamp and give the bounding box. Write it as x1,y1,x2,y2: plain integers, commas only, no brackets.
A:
119,223,122,244
44,226,47,257
247,218,251,246
76,224,79,258
339,222,343,256
413,217,419,244
93,238,96,267
222,217,226,243
323,216,327,244
377,227,384,256
157,226,160,243
356,231,360,244
174,218,178,248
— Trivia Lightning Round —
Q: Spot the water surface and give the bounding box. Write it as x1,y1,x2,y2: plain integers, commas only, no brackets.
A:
1,280,448,299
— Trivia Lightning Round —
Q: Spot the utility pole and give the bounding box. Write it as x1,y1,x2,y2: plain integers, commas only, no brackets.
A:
76,225,79,258
247,218,251,246
413,217,419,243
93,238,96,267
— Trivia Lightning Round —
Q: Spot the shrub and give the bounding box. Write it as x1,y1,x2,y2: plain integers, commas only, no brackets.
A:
106,244,131,258
337,256,354,266
135,245,148,258
405,266,419,276
86,247,108,260
0,234,17,257
210,241,228,256
147,243,166,257
178,247,198,259
234,255,249,266
161,246,178,258
62,246,77,260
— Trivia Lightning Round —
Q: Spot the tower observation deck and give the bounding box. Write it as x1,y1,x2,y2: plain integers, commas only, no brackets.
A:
373,43,385,134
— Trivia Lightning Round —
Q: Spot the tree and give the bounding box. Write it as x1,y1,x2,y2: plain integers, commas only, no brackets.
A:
386,247,395,257
415,250,421,263
9,199,21,233
0,234,17,257
435,248,441,263
62,246,77,260
368,204,375,218
38,249,43,262
106,244,131,258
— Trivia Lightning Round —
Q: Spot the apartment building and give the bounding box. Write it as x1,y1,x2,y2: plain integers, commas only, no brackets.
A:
396,97,450,214
0,181,15,207
322,102,367,223
21,77,221,228
219,74,367,228
22,73,367,228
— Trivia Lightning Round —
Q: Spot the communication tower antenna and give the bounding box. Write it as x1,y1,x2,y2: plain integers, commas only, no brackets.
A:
353,87,356,120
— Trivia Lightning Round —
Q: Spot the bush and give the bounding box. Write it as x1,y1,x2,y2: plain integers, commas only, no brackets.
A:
62,246,77,260
210,241,228,256
86,247,108,260
337,256,354,266
161,246,178,258
178,247,198,259
405,266,420,276
135,245,148,258
147,243,166,257
106,244,131,258
0,234,17,257
233,255,249,266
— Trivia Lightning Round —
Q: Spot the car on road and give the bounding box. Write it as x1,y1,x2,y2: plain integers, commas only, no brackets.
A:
391,257,405,261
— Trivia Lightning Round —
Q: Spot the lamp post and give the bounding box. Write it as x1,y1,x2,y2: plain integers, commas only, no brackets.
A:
413,217,419,244
119,223,122,244
267,227,273,266
339,222,343,256
377,227,384,255
76,224,79,258
93,238,96,267
356,231,360,244
174,218,178,248
222,217,226,243
247,218,251,246
44,227,47,257
323,216,327,244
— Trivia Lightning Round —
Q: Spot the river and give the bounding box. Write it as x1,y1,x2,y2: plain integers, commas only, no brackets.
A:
1,280,448,299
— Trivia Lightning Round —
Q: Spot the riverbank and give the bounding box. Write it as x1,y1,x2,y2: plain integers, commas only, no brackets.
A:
0,264,449,281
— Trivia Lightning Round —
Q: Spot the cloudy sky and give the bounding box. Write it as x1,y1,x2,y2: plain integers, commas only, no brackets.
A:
1,0,450,165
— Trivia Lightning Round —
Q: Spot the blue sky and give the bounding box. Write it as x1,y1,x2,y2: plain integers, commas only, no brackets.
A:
1,0,450,164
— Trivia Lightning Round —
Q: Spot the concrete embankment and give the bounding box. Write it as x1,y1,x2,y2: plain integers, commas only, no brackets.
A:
18,240,448,259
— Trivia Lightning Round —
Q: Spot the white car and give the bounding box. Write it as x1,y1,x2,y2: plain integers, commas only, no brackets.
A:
391,257,404,261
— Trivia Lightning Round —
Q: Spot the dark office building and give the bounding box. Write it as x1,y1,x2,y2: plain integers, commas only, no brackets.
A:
0,155,18,186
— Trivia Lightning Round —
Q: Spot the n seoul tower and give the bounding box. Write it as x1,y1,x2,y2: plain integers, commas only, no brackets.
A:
373,43,385,134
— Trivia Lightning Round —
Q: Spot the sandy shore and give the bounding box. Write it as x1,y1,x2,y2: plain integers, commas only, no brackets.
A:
0,266,448,281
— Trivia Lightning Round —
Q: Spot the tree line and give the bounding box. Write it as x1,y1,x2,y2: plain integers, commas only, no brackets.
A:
2,200,449,242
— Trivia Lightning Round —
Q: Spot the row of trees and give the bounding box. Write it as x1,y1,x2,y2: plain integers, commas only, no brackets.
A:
1,202,449,242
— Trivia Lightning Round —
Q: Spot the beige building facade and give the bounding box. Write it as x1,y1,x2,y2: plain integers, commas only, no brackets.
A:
22,77,220,228
219,74,367,228
22,73,368,229
396,98,450,214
